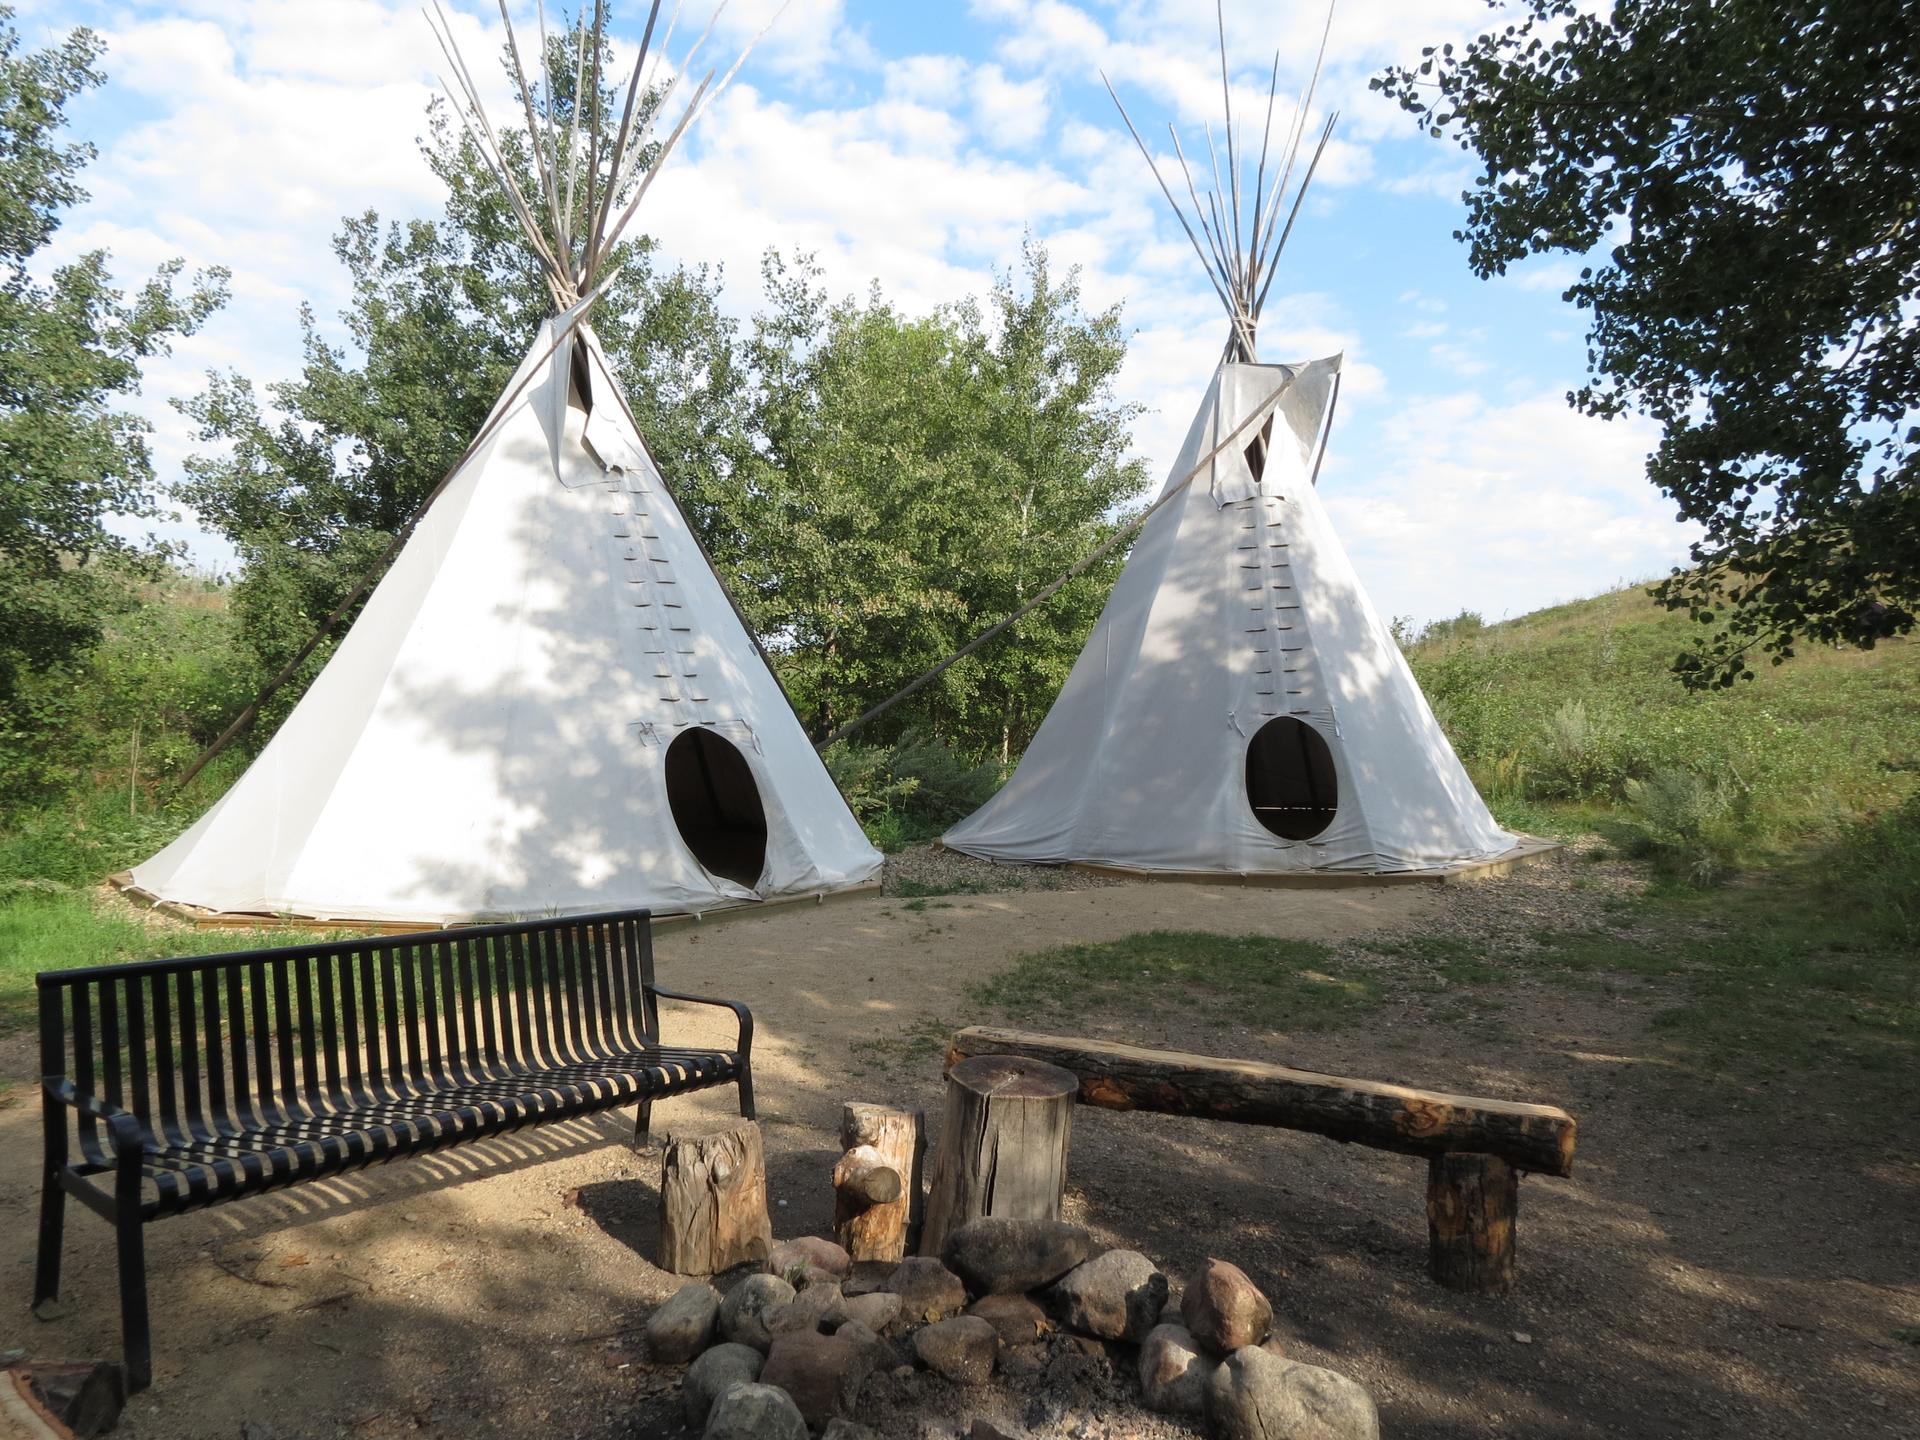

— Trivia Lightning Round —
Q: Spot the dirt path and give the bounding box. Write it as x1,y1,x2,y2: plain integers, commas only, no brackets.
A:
1,863,1913,1439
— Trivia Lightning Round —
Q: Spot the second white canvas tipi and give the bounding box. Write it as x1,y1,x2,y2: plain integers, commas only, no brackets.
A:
944,20,1527,879
126,5,881,924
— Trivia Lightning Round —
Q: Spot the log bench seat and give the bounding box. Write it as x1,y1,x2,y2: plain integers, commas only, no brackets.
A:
34,908,753,1391
945,1026,1577,1291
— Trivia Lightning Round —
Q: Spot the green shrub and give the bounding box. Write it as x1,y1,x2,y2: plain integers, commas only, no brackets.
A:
1528,700,1631,799
1622,765,1751,884
824,730,1003,851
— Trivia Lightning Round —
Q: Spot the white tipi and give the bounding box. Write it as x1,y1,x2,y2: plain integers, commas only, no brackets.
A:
944,12,1527,879
127,3,881,924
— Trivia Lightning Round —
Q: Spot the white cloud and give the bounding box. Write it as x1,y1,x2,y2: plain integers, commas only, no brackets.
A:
970,62,1049,149
1324,392,1690,623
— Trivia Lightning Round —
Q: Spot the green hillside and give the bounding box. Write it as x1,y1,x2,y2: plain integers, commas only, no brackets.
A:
1406,586,1920,871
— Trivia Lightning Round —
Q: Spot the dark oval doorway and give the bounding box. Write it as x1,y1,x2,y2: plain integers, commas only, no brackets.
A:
664,728,769,888
1245,716,1338,840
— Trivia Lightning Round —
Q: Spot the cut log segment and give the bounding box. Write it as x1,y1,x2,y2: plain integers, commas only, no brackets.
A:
921,1054,1077,1258
836,1103,925,1263
1427,1152,1517,1291
946,1026,1576,1177
836,1145,903,1206
658,1120,773,1275
3,1360,125,1439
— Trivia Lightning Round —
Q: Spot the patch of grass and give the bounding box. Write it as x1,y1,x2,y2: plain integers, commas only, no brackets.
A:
1364,933,1500,984
0,889,296,1037
971,930,1379,1032
1378,806,1920,1102
848,1015,954,1077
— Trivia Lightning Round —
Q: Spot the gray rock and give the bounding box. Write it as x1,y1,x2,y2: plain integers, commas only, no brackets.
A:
1139,1322,1210,1417
759,1328,867,1428
840,1290,904,1333
883,1256,968,1323
966,1292,1047,1347
768,1236,852,1283
1181,1258,1272,1354
720,1272,797,1351
842,1260,896,1297
788,1279,848,1330
765,1297,823,1340
683,1343,764,1427
1051,1250,1167,1343
822,1422,879,1440
703,1381,809,1440
1206,1347,1380,1440
647,1280,722,1363
834,1318,894,1375
941,1217,1095,1295
912,1315,998,1386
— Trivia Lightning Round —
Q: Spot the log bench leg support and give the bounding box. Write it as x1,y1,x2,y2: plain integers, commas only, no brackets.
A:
1426,1152,1517,1293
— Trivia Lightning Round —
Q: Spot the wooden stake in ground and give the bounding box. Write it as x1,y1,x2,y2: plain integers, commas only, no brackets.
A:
835,1103,924,1262
1426,1152,1517,1292
657,1120,773,1275
921,1055,1077,1257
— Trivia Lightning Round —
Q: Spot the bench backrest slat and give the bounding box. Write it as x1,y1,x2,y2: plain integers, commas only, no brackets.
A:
37,909,658,1147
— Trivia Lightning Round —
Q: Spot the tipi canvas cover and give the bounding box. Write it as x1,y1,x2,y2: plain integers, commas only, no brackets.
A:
943,357,1517,877
130,315,882,924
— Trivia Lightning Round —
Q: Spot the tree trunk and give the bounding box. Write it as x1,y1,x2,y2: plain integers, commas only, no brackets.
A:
1427,1153,1517,1292
921,1055,1076,1258
837,1102,925,1262
946,1026,1576,1177
657,1120,773,1275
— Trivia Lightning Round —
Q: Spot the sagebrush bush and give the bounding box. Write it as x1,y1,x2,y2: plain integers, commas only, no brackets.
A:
1528,700,1631,799
1623,765,1750,884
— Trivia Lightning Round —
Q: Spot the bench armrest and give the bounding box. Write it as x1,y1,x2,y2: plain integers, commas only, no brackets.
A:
646,987,754,1057
42,1078,145,1156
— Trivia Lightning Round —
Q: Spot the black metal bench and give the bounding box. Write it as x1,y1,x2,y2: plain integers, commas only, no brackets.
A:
33,907,752,1392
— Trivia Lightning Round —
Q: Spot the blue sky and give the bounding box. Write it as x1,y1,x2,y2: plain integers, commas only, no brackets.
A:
20,0,1692,626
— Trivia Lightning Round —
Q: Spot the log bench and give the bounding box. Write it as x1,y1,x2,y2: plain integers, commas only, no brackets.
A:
945,1026,1577,1291
34,908,753,1392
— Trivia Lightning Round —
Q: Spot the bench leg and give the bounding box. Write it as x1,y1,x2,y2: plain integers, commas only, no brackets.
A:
632,1099,654,1152
737,1063,755,1122
34,1153,65,1310
112,1132,151,1393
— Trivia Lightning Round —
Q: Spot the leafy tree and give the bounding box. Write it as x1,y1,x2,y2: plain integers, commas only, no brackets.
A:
0,7,227,722
1376,0,1918,686
722,242,1147,757
179,22,738,720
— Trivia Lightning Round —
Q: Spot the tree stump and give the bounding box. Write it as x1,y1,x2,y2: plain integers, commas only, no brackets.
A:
1426,1152,1517,1292
3,1360,125,1439
836,1102,925,1262
658,1120,773,1275
921,1055,1076,1257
